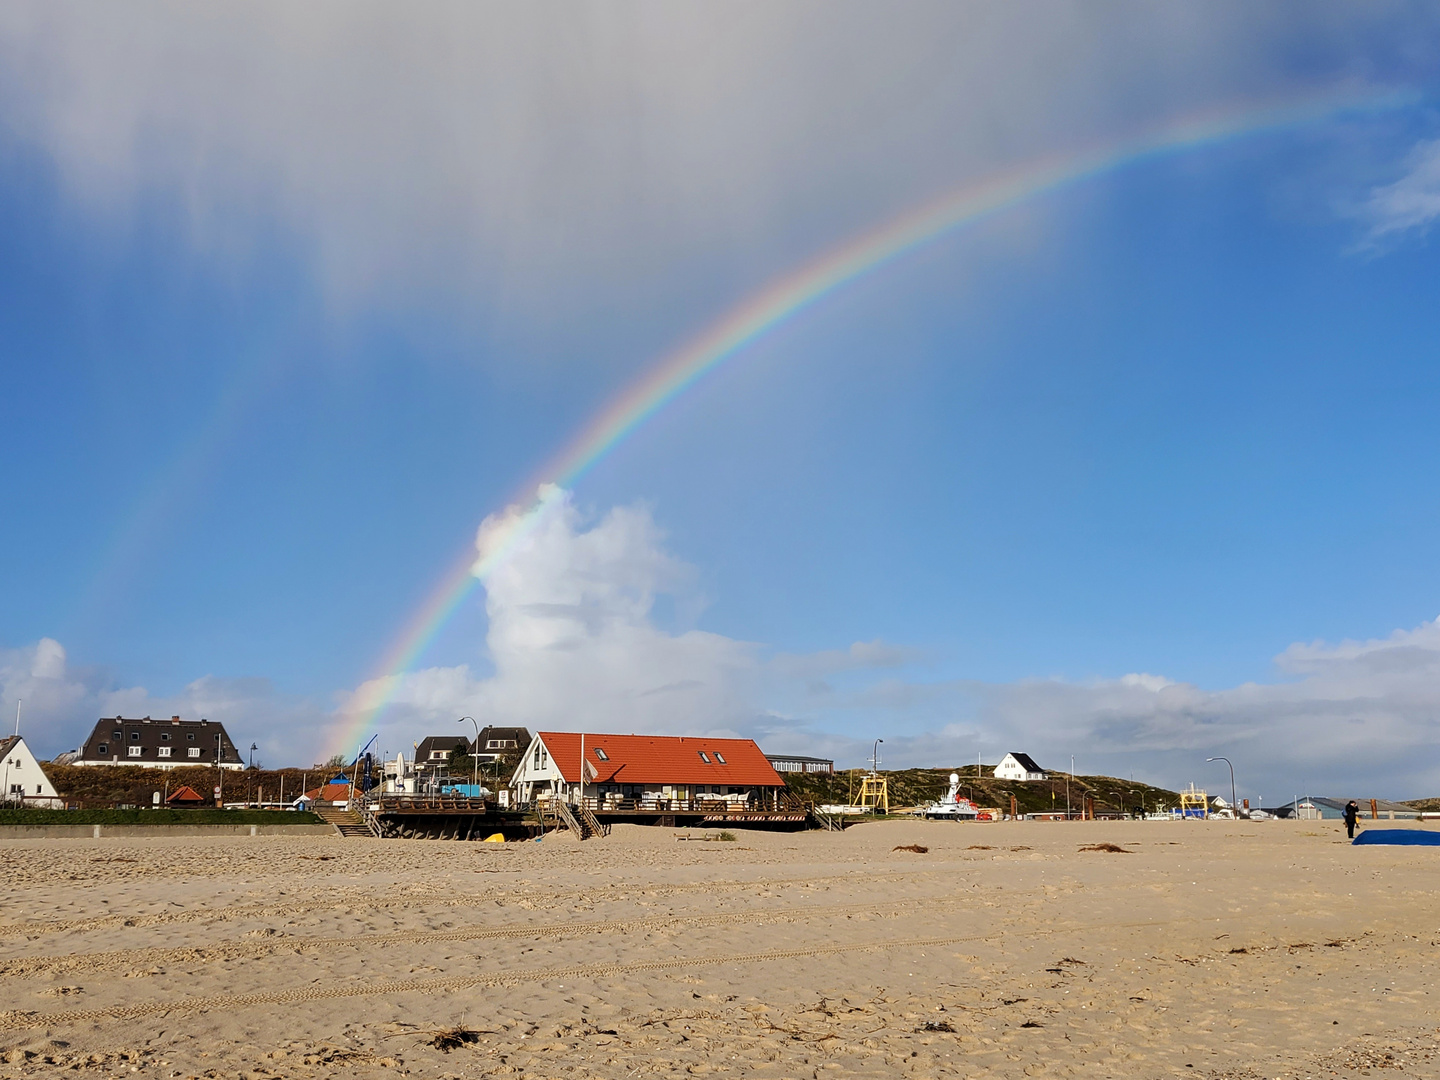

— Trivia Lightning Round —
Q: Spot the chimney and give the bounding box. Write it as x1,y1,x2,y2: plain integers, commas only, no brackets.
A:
171,716,180,723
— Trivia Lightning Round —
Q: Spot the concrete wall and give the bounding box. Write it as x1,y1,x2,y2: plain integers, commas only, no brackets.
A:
0,823,335,839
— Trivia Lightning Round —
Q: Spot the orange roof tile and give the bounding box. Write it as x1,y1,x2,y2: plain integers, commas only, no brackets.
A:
537,732,784,788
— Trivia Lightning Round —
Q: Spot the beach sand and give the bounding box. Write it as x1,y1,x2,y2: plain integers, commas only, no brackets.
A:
1,819,1437,1078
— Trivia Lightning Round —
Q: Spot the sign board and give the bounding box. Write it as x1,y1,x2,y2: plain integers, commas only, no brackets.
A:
152,792,160,806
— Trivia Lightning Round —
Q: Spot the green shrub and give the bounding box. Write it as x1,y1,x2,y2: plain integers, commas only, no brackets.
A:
0,808,323,826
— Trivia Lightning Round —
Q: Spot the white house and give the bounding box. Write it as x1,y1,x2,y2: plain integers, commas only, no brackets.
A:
993,752,1047,782
510,731,786,807
0,735,65,808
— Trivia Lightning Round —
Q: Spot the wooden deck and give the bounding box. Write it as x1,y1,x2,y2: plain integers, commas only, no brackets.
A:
360,792,821,838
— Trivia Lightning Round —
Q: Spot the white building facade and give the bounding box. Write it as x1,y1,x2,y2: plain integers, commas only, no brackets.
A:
0,735,65,808
993,752,1047,782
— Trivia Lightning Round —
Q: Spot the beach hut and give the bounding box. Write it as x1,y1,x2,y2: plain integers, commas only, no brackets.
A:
165,785,208,808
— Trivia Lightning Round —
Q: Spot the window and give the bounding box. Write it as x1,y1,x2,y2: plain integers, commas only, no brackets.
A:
188,747,201,759
113,730,121,739
130,731,141,741
698,751,711,763
534,746,541,769
97,744,108,755
540,746,547,769
158,747,171,758
487,740,501,749
431,751,446,760
713,752,726,764
187,733,195,742
128,746,142,757
160,732,170,742
593,747,609,761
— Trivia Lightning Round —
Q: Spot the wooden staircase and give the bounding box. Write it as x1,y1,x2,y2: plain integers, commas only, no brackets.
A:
537,799,608,840
315,805,379,838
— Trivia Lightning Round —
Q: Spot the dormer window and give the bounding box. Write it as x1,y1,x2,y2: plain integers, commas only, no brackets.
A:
593,748,609,761
698,751,711,763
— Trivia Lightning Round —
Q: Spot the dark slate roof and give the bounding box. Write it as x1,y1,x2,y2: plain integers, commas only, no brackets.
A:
476,726,530,748
1007,752,1045,773
415,735,471,763
75,716,244,765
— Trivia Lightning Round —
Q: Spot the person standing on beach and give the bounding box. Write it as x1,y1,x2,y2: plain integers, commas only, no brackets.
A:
1343,800,1359,839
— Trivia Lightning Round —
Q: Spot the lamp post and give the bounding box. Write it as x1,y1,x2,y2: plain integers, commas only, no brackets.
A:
1206,757,1236,819
459,716,480,796
872,739,883,774
1110,791,1123,820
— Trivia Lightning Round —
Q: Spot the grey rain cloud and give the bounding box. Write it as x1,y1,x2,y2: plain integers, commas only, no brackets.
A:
0,2,1433,354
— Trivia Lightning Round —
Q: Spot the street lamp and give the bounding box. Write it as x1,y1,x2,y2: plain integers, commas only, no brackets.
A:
459,716,480,796
1110,791,1123,820
1206,757,1237,819
872,739,883,774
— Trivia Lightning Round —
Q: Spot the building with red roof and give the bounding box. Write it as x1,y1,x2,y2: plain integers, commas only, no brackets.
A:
164,785,208,807
299,780,354,807
511,731,785,808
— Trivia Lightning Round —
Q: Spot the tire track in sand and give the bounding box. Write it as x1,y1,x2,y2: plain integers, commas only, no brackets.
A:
0,867,970,939
0,919,1174,1031
0,892,1029,978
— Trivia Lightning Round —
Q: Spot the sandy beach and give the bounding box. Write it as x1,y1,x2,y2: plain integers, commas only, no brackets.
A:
1,819,1437,1079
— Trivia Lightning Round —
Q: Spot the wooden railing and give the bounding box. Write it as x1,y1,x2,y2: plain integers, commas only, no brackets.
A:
566,793,802,815
376,793,492,813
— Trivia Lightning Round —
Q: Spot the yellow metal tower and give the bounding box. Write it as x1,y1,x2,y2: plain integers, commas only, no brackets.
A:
1179,784,1208,819
859,774,889,815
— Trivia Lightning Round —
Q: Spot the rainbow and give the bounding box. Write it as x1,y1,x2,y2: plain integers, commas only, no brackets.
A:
329,84,1411,755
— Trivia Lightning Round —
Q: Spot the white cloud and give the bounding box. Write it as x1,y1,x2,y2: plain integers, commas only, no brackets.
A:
815,620,1440,798
1359,138,1440,244
11,499,1440,797
335,489,764,757
0,638,320,768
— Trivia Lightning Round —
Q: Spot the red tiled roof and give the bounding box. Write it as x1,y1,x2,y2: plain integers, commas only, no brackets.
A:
302,782,353,802
165,785,206,805
537,732,784,788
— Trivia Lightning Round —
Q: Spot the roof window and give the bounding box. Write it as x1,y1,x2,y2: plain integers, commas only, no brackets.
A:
698,751,711,763
593,747,609,761
713,752,726,764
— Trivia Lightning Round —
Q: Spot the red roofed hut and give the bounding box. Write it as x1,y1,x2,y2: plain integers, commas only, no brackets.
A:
165,785,207,808
511,731,787,813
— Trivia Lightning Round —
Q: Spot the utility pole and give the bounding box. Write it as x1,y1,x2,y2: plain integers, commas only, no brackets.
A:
2,700,17,806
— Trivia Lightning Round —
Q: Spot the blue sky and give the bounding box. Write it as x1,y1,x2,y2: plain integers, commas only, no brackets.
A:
3,4,1440,799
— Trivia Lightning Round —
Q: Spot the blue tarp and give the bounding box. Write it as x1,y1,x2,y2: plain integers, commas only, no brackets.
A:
1352,829,1440,846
